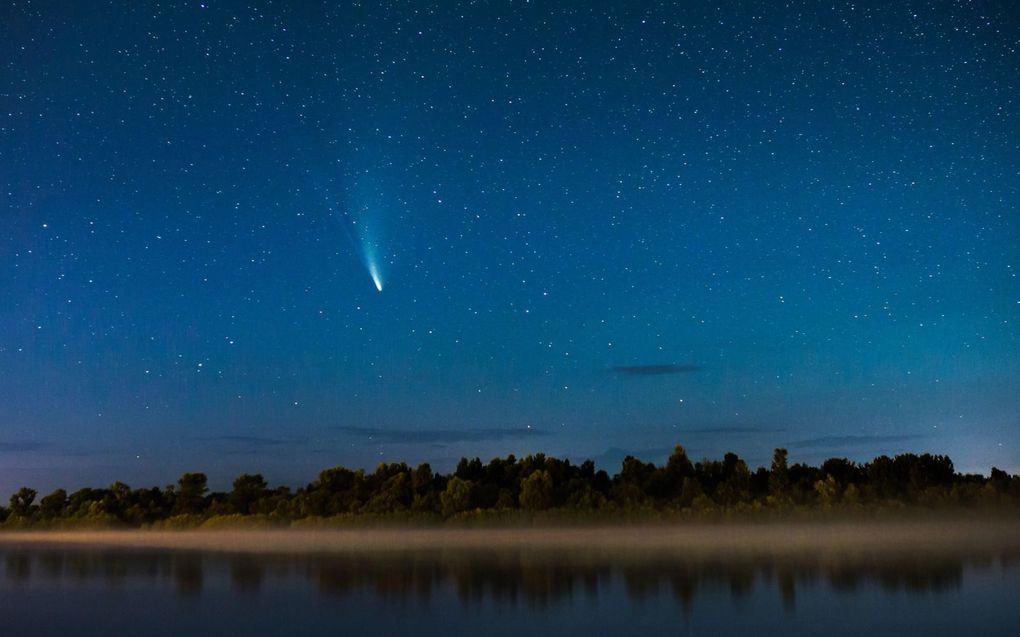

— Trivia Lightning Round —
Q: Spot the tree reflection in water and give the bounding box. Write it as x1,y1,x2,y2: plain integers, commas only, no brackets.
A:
4,545,1016,613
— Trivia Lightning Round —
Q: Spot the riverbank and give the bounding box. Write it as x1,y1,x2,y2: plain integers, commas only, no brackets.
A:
2,518,1017,558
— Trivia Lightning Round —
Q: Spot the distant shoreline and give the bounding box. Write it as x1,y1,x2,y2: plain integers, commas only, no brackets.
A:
2,519,1018,557
4,449,1017,531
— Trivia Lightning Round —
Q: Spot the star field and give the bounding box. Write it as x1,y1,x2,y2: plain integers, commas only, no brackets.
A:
1,1,1017,494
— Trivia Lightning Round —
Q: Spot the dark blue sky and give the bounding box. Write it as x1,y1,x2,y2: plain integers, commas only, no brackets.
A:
2,1,1017,495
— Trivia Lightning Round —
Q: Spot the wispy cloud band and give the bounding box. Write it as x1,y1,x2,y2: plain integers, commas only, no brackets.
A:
0,440,50,453
337,426,549,444
787,434,922,449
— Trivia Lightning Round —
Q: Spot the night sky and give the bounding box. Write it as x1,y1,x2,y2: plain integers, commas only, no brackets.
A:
2,1,1018,495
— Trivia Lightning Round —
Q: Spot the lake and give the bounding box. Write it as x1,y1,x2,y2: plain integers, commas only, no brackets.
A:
2,537,1018,636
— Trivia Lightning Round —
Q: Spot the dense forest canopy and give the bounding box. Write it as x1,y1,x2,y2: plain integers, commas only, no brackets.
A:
2,447,1018,528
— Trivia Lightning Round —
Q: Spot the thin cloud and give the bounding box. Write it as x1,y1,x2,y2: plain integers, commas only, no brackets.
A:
0,440,50,453
677,426,782,435
338,426,550,444
589,446,680,470
787,434,922,449
611,364,704,376
198,435,301,448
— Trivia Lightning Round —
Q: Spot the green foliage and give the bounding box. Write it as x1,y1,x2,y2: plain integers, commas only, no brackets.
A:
38,489,67,519
440,477,474,517
365,470,412,513
520,470,554,511
9,487,37,518
199,514,283,529
149,514,205,530
815,475,838,508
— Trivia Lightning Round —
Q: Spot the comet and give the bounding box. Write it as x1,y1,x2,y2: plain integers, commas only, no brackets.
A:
324,200,385,292
311,171,387,293
358,231,385,292
366,254,384,292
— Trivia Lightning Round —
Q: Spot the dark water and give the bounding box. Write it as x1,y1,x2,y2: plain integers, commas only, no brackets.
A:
2,545,1018,636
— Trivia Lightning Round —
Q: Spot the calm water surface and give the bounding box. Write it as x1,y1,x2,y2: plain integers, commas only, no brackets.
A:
1,545,1018,636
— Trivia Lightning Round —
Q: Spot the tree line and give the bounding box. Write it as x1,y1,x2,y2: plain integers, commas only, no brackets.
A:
2,446,1018,527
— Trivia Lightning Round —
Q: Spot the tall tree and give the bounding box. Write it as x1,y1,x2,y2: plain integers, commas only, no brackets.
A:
39,489,68,519
9,487,38,518
174,473,208,515
230,473,269,515
440,477,474,517
520,470,554,511
769,448,790,500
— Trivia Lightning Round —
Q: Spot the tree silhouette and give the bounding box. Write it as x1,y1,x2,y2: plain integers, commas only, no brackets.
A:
8,487,37,518
520,470,554,511
769,448,790,503
440,477,474,517
174,473,208,515
230,474,269,515
1,444,1017,528
39,489,68,519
